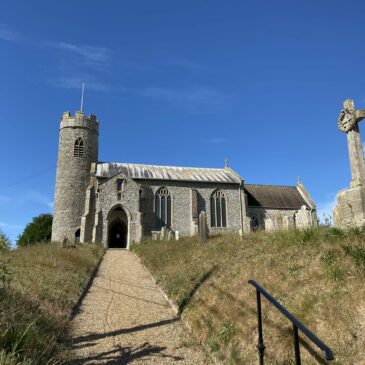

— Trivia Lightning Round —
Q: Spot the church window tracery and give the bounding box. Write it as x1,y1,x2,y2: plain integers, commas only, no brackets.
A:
155,187,172,229
210,190,227,227
74,138,84,157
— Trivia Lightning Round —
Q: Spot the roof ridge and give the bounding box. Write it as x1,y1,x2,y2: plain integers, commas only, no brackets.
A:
245,183,297,188
97,161,229,171
95,161,242,184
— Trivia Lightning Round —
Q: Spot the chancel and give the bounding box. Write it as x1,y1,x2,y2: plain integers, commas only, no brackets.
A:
51,110,318,247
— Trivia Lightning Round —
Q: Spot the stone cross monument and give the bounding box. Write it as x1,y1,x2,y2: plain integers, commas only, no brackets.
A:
338,99,365,187
334,99,365,228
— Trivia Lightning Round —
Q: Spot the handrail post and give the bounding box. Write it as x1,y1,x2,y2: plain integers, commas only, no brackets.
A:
256,289,265,365
293,324,301,365
248,280,334,363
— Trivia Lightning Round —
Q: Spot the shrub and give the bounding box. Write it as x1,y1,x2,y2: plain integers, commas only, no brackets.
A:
0,231,10,251
17,214,52,246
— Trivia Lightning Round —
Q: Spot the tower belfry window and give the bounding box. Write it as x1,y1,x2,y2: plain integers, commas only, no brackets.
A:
74,138,84,157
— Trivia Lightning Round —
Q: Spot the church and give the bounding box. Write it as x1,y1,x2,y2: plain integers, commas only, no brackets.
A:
51,111,318,248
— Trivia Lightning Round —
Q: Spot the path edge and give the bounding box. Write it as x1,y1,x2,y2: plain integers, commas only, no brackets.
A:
131,251,179,315
69,249,105,321
131,250,222,365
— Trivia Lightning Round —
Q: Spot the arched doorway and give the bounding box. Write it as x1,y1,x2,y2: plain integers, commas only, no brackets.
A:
109,219,127,248
107,206,129,248
75,228,81,244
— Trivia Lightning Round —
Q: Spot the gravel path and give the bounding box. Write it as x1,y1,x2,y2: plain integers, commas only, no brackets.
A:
67,249,210,364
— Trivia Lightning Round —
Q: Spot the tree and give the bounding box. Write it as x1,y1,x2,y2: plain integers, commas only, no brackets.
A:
0,230,10,251
17,214,53,246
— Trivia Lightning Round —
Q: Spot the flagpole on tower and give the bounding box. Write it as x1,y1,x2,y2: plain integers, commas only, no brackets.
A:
80,81,85,112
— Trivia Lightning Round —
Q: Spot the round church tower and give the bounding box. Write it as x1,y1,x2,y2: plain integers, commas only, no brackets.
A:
51,111,99,242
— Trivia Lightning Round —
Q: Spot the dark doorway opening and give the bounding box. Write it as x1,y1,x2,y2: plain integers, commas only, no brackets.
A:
75,228,80,244
109,220,127,248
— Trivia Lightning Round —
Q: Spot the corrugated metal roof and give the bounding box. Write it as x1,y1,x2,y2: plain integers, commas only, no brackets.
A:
244,184,309,209
96,162,243,184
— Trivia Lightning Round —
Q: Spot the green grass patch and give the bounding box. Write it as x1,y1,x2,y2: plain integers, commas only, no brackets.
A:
0,243,104,364
132,227,365,364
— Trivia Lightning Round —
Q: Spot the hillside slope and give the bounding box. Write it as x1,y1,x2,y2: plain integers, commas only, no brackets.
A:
0,243,104,364
132,228,365,365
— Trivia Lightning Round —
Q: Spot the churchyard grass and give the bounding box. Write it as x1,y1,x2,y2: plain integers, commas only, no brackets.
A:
0,243,105,364
132,227,365,365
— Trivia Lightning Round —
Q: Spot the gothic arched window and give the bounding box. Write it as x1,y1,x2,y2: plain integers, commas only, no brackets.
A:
74,138,84,157
155,187,172,229
210,190,227,227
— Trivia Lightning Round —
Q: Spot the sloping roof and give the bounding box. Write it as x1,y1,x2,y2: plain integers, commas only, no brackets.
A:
244,184,310,209
95,162,243,184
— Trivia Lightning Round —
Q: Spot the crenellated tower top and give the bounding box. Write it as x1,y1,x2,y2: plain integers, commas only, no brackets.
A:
60,111,99,133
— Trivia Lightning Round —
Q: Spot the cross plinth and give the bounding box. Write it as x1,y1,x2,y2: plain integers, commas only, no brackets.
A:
338,99,365,187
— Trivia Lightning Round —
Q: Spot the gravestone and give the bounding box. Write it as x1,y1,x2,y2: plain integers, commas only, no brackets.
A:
160,227,167,240
295,206,313,229
333,99,365,228
198,211,208,240
167,230,174,241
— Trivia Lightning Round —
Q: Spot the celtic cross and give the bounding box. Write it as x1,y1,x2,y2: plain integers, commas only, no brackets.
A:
338,99,365,187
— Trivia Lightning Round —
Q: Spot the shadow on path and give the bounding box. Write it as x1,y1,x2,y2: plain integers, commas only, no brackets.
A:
66,342,184,364
92,284,168,307
97,275,159,292
72,318,179,347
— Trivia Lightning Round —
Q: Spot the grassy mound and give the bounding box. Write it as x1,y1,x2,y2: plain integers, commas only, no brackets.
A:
0,243,104,364
132,228,365,365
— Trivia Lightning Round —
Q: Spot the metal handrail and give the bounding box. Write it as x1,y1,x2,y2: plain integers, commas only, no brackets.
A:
248,280,334,365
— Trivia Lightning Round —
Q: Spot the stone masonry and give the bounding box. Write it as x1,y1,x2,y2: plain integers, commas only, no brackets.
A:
51,110,318,247
52,112,99,243
334,99,365,228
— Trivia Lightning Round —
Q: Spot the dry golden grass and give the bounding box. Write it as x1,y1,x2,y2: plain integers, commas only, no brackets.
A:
132,227,365,365
0,243,105,364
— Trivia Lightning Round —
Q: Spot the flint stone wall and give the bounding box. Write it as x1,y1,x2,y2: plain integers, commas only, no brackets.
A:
333,186,365,228
82,178,246,246
247,207,317,231
52,112,98,243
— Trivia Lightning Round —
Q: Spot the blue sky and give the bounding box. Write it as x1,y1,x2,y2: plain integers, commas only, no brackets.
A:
0,0,364,242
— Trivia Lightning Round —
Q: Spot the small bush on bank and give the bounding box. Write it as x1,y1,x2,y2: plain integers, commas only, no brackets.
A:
17,214,53,246
0,231,10,251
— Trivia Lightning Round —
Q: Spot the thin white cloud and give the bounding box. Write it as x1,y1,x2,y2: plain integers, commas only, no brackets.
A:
46,41,113,69
0,222,23,229
0,195,24,204
0,24,113,71
48,82,229,113
24,191,53,209
49,77,112,92
0,23,20,42
1,23,225,113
